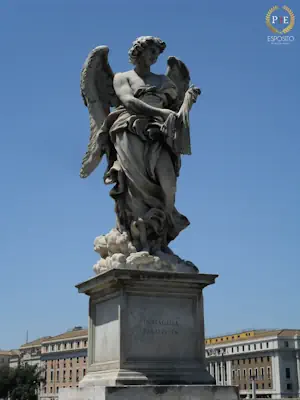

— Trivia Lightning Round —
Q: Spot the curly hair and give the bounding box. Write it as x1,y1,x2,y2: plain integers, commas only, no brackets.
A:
128,36,166,65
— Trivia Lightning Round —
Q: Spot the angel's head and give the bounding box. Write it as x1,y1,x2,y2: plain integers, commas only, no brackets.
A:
128,36,166,67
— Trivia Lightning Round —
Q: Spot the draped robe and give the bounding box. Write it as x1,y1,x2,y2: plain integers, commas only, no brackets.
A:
99,76,190,252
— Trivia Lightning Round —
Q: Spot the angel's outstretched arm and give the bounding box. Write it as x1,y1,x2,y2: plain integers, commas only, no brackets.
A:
113,73,174,120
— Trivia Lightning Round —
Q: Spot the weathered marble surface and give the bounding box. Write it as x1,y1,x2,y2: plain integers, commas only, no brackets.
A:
75,268,217,387
80,36,201,266
59,385,239,400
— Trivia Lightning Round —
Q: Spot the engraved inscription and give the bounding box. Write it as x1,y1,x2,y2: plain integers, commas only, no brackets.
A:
141,318,180,335
126,295,196,359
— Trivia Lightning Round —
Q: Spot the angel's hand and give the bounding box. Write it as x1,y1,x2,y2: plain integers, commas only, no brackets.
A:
159,108,177,120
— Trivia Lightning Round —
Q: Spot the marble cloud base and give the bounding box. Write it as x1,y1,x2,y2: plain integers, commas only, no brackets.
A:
59,268,239,399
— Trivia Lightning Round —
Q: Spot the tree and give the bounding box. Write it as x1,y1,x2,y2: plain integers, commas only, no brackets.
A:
0,364,44,400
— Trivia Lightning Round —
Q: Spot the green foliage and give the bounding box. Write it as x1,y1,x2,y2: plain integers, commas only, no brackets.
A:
0,364,44,400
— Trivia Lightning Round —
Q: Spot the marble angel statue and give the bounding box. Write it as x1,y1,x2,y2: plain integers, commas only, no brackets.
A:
80,36,201,273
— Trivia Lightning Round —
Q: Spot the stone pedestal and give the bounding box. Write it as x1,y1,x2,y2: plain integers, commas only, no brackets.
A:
75,268,217,387
59,385,239,400
58,268,240,399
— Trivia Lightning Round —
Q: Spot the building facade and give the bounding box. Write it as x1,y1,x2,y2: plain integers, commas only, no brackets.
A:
0,350,13,368
9,336,51,369
40,327,88,400
205,329,300,399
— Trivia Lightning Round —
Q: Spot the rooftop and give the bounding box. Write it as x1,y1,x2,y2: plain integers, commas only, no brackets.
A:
20,336,52,348
205,329,300,345
0,350,13,356
42,328,88,344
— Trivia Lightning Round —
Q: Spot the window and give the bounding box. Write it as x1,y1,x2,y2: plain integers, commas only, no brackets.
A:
83,368,86,376
261,367,264,377
84,340,87,347
70,342,73,349
70,359,73,367
64,343,67,349
56,387,59,393
237,346,239,352
285,368,291,379
52,345,55,351
262,383,265,389
77,341,80,348
63,370,66,382
57,344,61,351
267,367,271,378
260,343,263,349
56,370,59,381
248,345,250,351
69,370,72,381
249,368,252,377
256,384,258,390
237,360,240,365
50,371,53,382
232,370,235,379
249,359,251,364
77,357,79,363
267,356,270,362
287,383,292,390
243,359,246,364
63,359,66,368
254,357,257,363
76,369,79,382
232,347,234,352
268,383,271,388
250,384,252,390
51,361,54,369
50,387,53,393
284,341,289,348
244,384,247,389
266,342,269,348
254,344,256,350
237,370,240,379
261,357,264,362
243,369,246,378
232,360,235,366
255,368,258,377
83,356,86,363
242,346,245,351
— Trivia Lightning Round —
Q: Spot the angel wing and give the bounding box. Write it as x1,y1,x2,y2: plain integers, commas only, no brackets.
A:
166,56,191,110
80,46,119,178
165,56,196,155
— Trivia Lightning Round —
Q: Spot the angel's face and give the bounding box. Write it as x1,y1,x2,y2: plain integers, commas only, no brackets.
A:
140,45,161,67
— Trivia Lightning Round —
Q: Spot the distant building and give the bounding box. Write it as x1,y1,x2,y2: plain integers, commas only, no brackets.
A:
205,329,300,399
9,336,51,369
0,350,14,368
40,327,88,400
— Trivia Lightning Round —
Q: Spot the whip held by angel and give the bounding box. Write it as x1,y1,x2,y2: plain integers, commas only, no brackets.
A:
80,36,201,264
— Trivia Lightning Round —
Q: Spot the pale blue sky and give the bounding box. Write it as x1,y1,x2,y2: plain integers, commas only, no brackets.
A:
0,0,299,350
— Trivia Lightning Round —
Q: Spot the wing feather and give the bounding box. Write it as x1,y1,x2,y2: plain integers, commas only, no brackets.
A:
80,46,118,178
166,56,190,108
